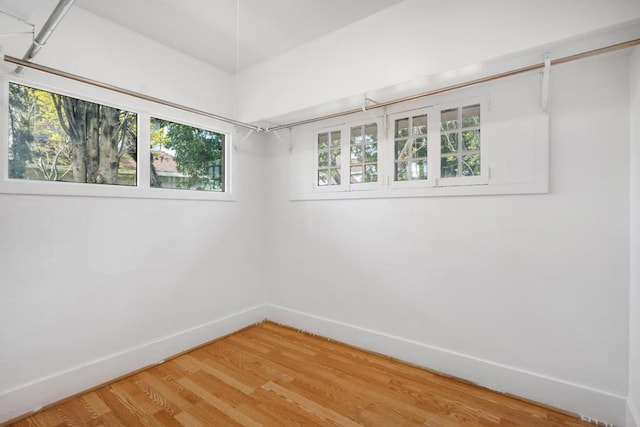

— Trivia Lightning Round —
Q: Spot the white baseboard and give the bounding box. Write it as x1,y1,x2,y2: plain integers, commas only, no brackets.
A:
628,399,640,427
265,304,627,427
0,304,267,425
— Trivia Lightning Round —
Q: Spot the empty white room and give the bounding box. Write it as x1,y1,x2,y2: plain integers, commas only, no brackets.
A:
1,0,639,426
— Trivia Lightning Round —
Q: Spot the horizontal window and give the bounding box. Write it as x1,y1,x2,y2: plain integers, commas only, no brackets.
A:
8,82,137,186
294,76,549,200
315,120,381,192
150,118,225,192
3,81,233,201
313,102,486,194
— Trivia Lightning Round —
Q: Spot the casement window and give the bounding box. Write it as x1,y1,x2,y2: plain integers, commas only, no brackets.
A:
388,101,487,188
440,104,481,178
393,113,428,182
3,80,232,200
316,120,381,191
296,76,548,200
311,100,490,195
317,130,341,186
349,123,378,184
150,118,225,192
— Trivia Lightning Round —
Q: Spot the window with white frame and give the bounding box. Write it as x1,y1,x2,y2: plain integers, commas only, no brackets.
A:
150,117,225,192
4,80,231,199
316,121,381,189
350,123,378,184
389,102,484,186
393,113,428,181
440,104,481,178
317,130,341,186
8,82,137,186
312,101,485,193
296,77,548,200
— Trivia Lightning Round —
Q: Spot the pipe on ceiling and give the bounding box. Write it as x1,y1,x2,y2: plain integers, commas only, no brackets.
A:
15,0,76,74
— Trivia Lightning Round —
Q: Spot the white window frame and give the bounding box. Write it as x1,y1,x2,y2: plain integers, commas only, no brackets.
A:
387,106,435,190
435,98,488,187
313,118,384,193
385,97,488,189
1,75,235,202
313,125,345,192
148,114,229,194
292,77,549,201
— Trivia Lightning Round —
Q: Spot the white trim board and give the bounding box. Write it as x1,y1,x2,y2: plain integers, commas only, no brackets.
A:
0,304,268,424
265,304,627,427
0,304,629,426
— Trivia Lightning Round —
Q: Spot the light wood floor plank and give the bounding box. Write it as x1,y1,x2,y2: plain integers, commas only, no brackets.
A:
6,322,591,427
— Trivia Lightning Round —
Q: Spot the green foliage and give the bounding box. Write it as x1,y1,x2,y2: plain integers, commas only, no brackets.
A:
152,119,224,191
8,83,136,184
8,83,35,179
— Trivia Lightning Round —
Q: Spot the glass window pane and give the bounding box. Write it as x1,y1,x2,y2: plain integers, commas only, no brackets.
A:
395,139,409,160
330,131,341,148
318,151,329,167
350,145,363,164
462,154,481,176
462,130,480,151
364,144,377,163
364,164,378,183
350,166,363,184
411,160,428,180
441,155,459,178
330,169,341,185
330,149,340,167
365,123,377,142
150,118,225,191
8,82,138,187
318,133,329,149
441,132,458,154
318,170,329,186
350,126,362,144
395,118,409,138
412,114,427,135
441,108,458,131
462,104,480,127
395,161,409,181
413,138,427,158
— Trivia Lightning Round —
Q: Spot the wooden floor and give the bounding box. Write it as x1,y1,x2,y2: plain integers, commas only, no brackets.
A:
9,322,590,427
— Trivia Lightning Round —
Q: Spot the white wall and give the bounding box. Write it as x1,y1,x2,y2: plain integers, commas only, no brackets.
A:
0,1,638,425
264,52,631,425
628,46,640,427
0,0,237,118
238,0,640,123
0,2,268,423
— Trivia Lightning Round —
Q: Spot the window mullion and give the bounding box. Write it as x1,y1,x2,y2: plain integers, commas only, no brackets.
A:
343,125,349,191
457,107,463,177
428,107,440,185
138,113,151,189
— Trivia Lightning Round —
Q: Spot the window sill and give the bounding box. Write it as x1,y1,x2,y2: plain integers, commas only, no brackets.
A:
0,180,235,202
292,180,548,201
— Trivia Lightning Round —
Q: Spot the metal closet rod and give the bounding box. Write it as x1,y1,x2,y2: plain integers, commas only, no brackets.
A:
3,55,258,131
4,36,640,133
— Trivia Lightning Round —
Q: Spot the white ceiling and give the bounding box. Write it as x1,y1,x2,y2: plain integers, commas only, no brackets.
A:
67,0,404,73
0,0,39,19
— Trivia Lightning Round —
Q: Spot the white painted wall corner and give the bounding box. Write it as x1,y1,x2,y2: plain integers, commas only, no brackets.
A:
264,304,627,427
0,304,268,424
